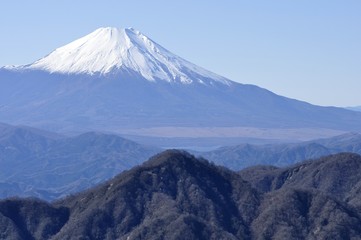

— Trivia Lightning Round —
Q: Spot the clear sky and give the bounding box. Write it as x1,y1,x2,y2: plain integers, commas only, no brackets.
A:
1,0,360,107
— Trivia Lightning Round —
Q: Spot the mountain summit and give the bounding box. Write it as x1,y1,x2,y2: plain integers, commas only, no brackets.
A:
1,27,361,137
24,27,229,85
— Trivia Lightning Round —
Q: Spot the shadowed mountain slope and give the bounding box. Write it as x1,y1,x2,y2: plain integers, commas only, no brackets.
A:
240,153,361,209
52,150,260,239
1,151,361,239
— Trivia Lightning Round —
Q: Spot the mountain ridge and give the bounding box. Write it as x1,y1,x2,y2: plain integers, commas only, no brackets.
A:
1,123,361,201
1,151,361,239
347,106,361,112
0,123,160,200
239,152,361,208
200,132,361,170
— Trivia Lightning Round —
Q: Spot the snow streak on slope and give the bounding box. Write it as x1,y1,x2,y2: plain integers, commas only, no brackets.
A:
24,27,230,85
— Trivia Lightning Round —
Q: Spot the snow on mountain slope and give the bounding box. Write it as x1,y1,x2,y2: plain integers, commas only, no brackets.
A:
1,27,361,136
23,27,230,85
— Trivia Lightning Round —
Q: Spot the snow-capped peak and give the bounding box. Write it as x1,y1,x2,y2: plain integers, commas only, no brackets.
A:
24,27,230,85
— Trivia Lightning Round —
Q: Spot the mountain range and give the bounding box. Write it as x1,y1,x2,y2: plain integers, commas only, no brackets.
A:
1,122,361,201
0,123,159,200
1,27,361,141
1,151,361,239
200,132,361,170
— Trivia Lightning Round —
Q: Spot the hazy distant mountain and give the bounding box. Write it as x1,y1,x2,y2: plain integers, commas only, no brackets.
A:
200,132,361,170
1,27,361,140
347,106,361,112
2,122,361,201
0,123,159,200
1,151,361,239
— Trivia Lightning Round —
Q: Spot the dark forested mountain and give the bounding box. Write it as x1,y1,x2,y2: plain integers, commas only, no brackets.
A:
200,132,361,170
1,151,361,239
1,27,361,140
0,123,159,200
240,153,361,205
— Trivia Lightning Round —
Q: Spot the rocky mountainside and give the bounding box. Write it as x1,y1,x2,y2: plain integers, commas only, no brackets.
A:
1,151,361,239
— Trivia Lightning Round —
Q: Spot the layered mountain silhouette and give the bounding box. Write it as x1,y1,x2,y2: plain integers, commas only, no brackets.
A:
348,106,361,112
201,132,361,170
2,123,361,201
1,151,361,239
0,27,361,138
0,123,159,200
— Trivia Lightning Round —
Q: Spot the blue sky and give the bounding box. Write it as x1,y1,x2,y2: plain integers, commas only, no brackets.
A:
1,0,360,107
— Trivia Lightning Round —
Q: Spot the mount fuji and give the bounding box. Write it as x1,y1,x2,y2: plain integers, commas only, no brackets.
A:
0,27,360,139
24,27,230,85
